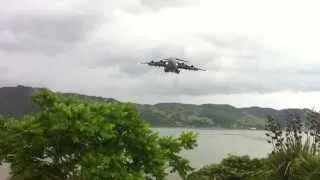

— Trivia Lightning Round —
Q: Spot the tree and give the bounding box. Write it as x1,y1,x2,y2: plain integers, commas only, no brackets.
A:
0,89,198,180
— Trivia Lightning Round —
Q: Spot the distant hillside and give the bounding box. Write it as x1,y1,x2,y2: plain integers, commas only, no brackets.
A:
0,85,311,129
0,85,117,117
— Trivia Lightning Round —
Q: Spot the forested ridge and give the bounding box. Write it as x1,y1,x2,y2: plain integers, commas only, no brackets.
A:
0,85,310,129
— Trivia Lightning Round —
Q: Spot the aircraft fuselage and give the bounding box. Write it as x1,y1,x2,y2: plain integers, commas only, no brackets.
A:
164,59,180,74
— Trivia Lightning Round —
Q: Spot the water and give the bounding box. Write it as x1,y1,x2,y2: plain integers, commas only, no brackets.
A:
153,128,273,179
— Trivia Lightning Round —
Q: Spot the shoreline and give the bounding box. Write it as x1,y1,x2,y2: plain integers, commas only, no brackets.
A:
151,126,265,131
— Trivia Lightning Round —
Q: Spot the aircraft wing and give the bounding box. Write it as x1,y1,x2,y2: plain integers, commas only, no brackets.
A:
177,63,206,71
141,60,167,67
175,58,189,62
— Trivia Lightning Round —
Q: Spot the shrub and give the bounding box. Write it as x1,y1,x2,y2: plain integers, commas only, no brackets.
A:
187,155,266,180
262,111,320,180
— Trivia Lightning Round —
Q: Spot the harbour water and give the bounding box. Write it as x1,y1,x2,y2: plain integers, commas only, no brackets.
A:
153,128,273,179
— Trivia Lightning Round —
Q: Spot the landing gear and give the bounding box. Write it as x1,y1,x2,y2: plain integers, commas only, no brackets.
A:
164,68,179,74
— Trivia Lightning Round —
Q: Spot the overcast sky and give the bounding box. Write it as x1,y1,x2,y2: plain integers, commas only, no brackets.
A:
1,0,320,109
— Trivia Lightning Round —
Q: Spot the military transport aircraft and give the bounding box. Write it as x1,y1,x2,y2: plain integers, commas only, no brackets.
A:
141,57,205,74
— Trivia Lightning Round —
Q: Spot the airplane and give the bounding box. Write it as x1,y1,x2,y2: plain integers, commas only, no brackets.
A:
141,57,206,74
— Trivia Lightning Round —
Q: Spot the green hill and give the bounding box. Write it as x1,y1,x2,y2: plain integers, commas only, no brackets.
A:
0,85,310,129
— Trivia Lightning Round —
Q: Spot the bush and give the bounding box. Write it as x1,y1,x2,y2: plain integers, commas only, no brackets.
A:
187,155,266,180
261,111,320,180
0,89,198,180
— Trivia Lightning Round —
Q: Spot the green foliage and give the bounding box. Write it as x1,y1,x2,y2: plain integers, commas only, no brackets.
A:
290,152,320,180
138,103,271,129
236,115,266,129
260,112,320,180
260,151,320,180
187,155,266,180
186,115,213,127
0,89,198,180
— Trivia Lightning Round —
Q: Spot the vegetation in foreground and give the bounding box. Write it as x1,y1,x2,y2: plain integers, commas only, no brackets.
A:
1,87,320,180
187,111,320,180
0,89,198,180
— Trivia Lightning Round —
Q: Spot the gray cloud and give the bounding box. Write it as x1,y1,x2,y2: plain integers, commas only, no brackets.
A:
1,0,320,107
140,0,199,11
195,33,280,61
0,12,103,55
85,41,188,76
196,33,262,51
